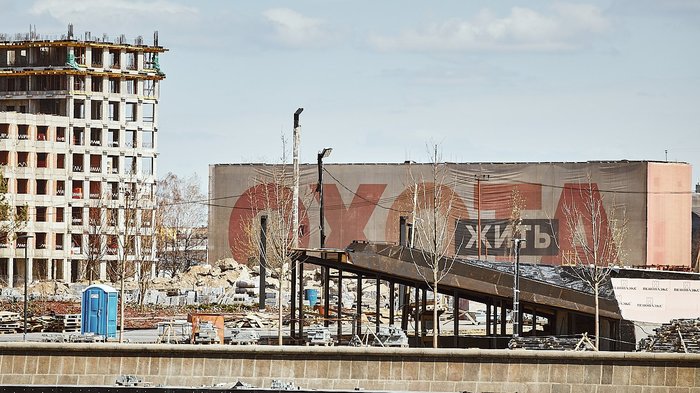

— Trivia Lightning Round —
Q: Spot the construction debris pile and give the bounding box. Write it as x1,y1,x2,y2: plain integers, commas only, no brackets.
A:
508,335,595,351
638,319,700,353
0,311,81,334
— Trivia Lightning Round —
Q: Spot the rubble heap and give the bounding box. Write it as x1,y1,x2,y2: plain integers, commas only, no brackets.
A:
638,319,700,353
508,335,595,351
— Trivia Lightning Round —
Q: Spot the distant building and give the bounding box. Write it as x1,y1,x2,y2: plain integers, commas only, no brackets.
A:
209,161,692,268
0,25,166,287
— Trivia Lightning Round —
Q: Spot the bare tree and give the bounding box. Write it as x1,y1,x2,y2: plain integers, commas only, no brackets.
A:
116,180,155,340
558,175,627,350
409,145,462,348
0,169,28,243
507,188,526,258
84,195,110,283
244,137,313,345
155,173,207,277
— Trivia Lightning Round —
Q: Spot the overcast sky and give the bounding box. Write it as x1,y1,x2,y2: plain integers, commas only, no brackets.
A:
3,0,699,189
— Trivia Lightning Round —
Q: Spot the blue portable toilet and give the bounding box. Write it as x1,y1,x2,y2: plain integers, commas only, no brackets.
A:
81,284,118,338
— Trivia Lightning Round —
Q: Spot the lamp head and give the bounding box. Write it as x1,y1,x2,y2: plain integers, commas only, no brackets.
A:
294,108,304,128
319,147,333,159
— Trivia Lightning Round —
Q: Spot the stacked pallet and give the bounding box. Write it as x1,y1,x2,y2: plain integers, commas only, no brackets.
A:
44,314,81,333
0,311,21,334
639,319,700,353
508,335,592,351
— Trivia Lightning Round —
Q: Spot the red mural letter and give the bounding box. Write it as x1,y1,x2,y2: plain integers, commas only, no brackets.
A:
479,183,542,219
317,184,387,248
541,183,615,265
228,184,310,263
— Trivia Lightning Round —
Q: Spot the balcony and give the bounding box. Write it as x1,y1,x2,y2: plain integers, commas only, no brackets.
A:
90,140,101,146
56,189,65,196
73,165,83,172
71,218,82,225
90,166,101,173
55,244,64,250
107,247,118,255
72,191,83,199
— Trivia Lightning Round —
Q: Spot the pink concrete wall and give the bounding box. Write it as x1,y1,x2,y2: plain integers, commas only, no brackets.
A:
647,162,692,266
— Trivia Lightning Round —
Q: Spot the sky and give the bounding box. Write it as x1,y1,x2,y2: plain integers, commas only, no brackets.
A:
2,0,699,189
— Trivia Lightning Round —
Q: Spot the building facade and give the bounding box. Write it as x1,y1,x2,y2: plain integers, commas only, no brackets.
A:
0,26,166,286
209,161,692,268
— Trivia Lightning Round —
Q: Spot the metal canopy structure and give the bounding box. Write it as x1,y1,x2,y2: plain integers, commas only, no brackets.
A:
291,241,622,349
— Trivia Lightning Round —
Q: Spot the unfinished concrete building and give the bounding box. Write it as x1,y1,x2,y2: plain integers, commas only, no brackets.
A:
0,26,166,286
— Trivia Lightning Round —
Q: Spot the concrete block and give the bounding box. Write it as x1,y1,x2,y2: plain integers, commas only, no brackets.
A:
676,367,695,387
418,360,435,381
666,367,679,387
601,364,613,385
550,363,568,383
240,358,256,377
613,364,632,385
551,382,572,393
291,357,305,378
402,359,419,380
73,356,87,375
446,361,466,381
119,356,137,376
389,359,403,380
429,380,456,392
136,356,151,376
228,358,243,378
478,362,493,382
35,355,50,375
649,365,667,386
519,363,538,383
571,384,596,393
567,364,585,384
433,360,448,382
350,359,368,380
631,365,651,386
490,362,509,382
191,357,205,377
107,356,121,376
583,364,602,385
254,358,270,378
32,374,58,385
537,363,551,382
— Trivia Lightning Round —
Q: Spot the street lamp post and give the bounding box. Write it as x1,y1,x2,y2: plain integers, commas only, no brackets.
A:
292,108,303,248
512,238,523,338
317,148,332,248
17,234,33,342
475,174,490,260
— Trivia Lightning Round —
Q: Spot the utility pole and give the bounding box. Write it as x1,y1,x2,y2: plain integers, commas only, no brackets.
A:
512,238,523,338
317,148,332,248
18,234,33,342
475,174,489,259
292,108,303,248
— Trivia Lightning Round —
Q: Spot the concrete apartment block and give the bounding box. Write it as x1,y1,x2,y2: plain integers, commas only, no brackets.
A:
0,26,166,286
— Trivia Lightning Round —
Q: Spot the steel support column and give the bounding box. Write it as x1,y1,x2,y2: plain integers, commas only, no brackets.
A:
298,262,304,339
389,281,395,326
375,276,381,333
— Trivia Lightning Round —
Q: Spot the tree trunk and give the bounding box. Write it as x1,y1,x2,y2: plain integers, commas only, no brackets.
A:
433,271,439,349
594,280,600,351
277,283,283,346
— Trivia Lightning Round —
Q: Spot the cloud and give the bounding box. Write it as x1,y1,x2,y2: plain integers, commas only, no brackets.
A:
30,0,198,29
369,3,610,52
262,8,333,48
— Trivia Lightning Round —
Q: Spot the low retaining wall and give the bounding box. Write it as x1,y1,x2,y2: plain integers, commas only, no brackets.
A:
1,343,700,392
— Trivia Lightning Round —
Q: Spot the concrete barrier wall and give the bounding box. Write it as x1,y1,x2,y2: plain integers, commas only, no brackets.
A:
1,343,700,392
